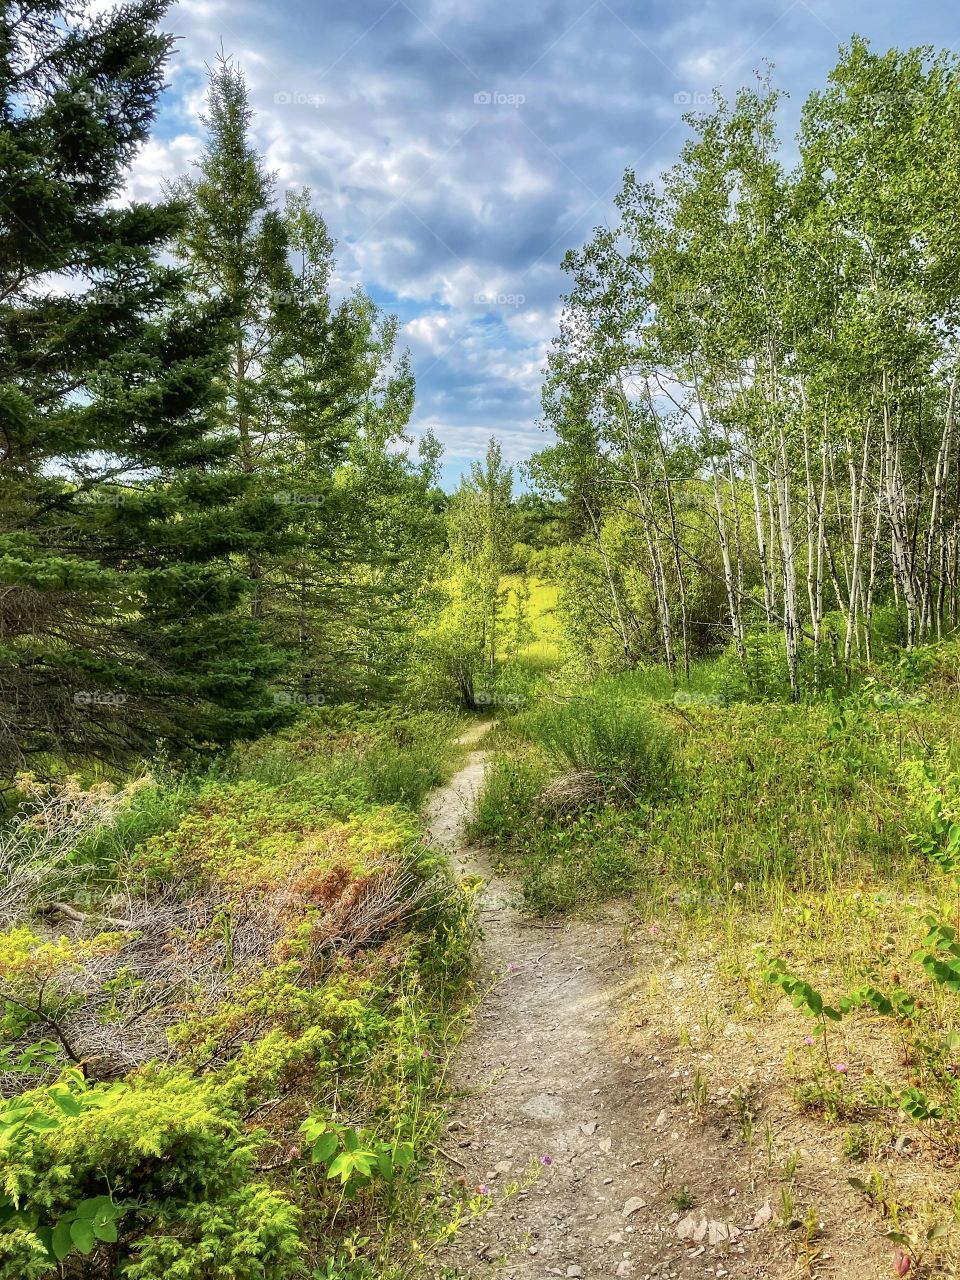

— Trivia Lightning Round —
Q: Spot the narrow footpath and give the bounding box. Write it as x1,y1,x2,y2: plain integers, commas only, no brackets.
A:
422,725,791,1280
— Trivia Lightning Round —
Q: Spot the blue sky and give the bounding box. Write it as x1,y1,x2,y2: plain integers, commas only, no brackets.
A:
126,0,960,489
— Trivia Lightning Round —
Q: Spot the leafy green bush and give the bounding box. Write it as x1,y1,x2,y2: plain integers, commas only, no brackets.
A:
0,1068,303,1280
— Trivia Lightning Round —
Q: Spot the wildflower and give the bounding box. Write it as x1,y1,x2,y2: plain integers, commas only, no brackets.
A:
540,1155,553,1166
803,1035,814,1047
894,1247,911,1276
835,1062,848,1074
648,923,661,937
505,962,517,972
477,1184,491,1196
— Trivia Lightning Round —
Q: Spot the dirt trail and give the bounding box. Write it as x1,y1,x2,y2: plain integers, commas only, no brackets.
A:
422,727,799,1280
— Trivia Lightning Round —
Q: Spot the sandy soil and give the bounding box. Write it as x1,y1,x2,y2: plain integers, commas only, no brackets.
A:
421,728,890,1280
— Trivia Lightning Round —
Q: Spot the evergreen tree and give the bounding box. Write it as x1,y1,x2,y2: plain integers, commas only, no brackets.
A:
176,59,444,704
0,0,286,774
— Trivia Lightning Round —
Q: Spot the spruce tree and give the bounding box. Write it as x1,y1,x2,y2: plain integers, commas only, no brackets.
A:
177,59,445,704
0,0,286,774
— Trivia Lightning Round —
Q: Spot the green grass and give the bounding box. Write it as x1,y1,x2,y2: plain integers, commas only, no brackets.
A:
462,633,960,1267
0,706,477,1280
502,574,562,666
71,774,201,870
520,694,674,801
469,649,960,1265
471,659,955,915
223,706,462,808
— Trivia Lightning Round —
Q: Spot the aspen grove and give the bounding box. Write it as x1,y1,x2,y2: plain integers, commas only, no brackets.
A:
535,40,960,696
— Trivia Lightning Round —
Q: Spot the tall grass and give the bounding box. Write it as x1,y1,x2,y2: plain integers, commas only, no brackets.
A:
521,693,674,802
472,662,948,915
224,707,461,811
72,775,200,870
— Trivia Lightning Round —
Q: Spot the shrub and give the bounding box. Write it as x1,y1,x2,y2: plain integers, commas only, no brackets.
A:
0,1067,303,1280
0,707,475,1279
522,696,673,803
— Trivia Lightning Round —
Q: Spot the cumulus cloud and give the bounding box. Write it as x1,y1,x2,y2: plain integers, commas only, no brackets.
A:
116,0,960,484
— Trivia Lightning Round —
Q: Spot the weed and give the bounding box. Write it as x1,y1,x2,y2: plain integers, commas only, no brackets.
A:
691,1067,708,1118
671,1184,695,1212
520,695,674,804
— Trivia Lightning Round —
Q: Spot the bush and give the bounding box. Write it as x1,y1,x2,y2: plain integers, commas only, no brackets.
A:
0,1068,303,1280
521,696,673,803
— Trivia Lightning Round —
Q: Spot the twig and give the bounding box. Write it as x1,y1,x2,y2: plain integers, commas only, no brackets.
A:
432,1142,468,1169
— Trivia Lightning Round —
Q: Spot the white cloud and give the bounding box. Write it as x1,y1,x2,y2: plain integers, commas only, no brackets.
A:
123,135,204,202
133,0,959,484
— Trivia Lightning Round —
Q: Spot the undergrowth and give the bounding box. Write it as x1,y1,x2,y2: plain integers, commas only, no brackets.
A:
470,644,960,1270
0,708,477,1279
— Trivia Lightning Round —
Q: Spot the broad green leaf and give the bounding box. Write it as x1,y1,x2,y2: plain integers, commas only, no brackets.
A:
311,1132,339,1164
52,1220,74,1261
70,1218,96,1254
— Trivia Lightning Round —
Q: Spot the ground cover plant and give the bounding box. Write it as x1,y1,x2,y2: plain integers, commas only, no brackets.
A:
468,641,960,1271
0,710,478,1280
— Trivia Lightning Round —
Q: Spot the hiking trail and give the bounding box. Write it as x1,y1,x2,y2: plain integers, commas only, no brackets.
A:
421,724,814,1280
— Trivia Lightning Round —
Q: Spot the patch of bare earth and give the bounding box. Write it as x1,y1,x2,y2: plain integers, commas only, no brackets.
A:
423,735,891,1280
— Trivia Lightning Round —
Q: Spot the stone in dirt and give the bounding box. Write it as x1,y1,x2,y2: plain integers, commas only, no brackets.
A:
622,1197,647,1217
751,1201,773,1228
677,1214,743,1248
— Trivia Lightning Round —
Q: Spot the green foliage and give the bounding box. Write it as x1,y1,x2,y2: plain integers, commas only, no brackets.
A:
521,695,674,803
471,752,645,912
419,439,520,708
0,1067,303,1280
301,1117,414,1194
0,0,289,773
901,757,960,874
471,661,943,913
762,957,848,1027
0,707,476,1279
224,708,460,810
915,917,960,993
174,57,444,710
535,39,960,696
